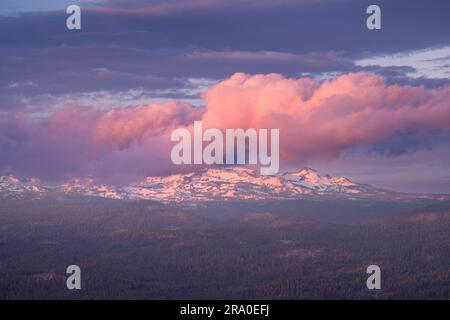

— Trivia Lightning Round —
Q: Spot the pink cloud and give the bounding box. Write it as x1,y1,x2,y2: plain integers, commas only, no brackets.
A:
201,72,450,163
92,102,203,150
1,72,450,182
0,102,202,181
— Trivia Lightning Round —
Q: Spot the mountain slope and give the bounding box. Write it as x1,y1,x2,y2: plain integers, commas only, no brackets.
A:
0,167,448,203
123,167,378,202
0,175,48,199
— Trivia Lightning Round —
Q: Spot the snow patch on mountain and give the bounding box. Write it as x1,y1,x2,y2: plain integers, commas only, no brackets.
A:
0,167,438,203
0,175,48,199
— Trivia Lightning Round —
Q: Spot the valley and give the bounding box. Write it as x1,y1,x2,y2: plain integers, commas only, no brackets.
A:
0,196,448,299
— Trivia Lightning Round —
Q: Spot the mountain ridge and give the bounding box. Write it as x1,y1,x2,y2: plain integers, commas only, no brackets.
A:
1,167,449,203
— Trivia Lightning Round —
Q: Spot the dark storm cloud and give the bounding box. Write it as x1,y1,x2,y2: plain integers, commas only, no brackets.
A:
369,133,434,157
0,0,448,105
2,0,449,54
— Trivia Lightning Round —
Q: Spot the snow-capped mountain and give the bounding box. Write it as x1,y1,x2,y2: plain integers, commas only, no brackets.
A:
122,167,379,202
0,167,444,203
282,168,358,192
59,178,124,200
0,175,48,199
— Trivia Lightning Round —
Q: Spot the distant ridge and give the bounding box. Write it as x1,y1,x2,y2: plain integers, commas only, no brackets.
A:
1,167,449,203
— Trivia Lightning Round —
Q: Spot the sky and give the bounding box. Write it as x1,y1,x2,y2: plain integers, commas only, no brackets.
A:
0,0,450,193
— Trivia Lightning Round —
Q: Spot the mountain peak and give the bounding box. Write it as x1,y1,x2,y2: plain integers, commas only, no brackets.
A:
285,167,320,176
282,167,355,191
0,175,47,196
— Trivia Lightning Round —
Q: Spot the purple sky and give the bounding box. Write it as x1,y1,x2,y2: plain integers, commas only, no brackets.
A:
1,0,450,193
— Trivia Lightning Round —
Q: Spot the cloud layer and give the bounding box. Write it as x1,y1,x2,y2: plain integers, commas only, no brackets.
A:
1,72,449,183
202,72,450,162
